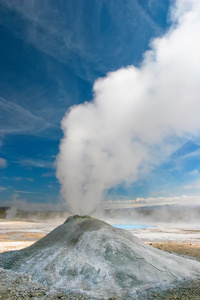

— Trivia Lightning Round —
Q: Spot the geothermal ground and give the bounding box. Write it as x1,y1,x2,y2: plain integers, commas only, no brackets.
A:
0,216,200,299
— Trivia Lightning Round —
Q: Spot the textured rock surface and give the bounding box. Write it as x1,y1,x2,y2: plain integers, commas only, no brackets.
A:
2,216,200,299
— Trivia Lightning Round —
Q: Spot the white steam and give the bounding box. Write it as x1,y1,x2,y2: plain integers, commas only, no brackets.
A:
56,0,200,214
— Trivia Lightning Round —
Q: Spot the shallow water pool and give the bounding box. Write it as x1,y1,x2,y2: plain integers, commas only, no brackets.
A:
113,224,150,229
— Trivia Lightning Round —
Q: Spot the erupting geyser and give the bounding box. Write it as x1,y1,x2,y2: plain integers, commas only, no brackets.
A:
2,216,200,299
56,0,200,214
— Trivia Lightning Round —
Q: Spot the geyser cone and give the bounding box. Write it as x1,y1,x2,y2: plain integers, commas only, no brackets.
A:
3,216,200,298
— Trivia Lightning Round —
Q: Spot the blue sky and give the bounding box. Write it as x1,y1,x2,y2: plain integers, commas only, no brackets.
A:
1,0,200,210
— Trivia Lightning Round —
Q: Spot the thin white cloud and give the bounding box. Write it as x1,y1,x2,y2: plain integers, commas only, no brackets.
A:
14,190,34,194
0,186,7,191
143,195,200,206
178,148,200,160
0,157,7,168
13,177,22,181
183,182,200,190
26,178,34,182
0,96,59,137
0,0,164,83
104,198,147,209
104,195,200,208
3,177,34,182
41,172,55,177
189,169,200,176
19,158,54,169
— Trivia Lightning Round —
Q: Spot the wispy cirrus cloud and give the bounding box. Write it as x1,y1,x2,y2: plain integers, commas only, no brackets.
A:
189,169,200,176
0,157,7,168
0,96,59,138
26,178,34,182
14,190,34,194
19,158,55,169
12,177,22,181
0,186,7,191
41,172,55,178
12,177,34,182
0,0,164,82
184,182,200,190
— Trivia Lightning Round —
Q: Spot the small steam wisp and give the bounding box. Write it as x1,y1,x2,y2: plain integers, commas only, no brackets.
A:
56,0,200,214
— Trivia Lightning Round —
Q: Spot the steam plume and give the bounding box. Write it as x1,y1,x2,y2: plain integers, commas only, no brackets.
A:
56,0,200,214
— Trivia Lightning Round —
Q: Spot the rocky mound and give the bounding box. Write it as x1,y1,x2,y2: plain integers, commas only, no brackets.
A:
2,216,200,299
